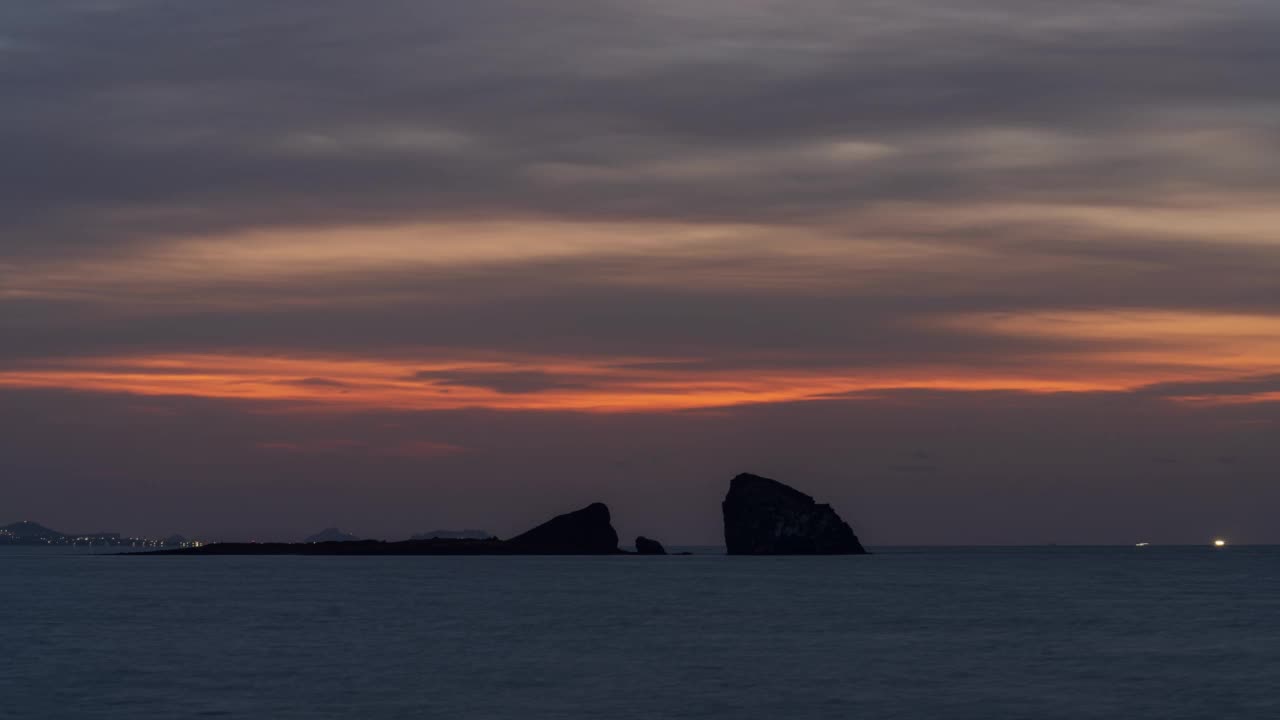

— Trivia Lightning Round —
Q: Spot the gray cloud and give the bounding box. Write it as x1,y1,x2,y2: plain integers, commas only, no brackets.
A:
289,377,354,389
2,235,1277,371
412,370,593,395
1134,374,1280,398
3,1,1280,256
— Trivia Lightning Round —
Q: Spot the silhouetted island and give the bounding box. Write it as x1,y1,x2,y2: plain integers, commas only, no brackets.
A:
723,473,866,554
137,473,869,556
148,503,625,555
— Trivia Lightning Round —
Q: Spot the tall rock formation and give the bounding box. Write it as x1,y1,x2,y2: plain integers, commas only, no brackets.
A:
722,473,866,554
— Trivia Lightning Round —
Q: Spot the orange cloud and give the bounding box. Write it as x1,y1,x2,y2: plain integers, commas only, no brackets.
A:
0,351,1080,412
256,438,466,456
1,310,1275,412
1,320,1275,413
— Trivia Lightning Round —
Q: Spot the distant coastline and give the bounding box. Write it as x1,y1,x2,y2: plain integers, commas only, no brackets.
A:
0,521,202,549
10,473,877,556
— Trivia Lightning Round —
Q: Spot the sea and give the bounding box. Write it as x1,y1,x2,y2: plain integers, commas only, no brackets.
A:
2,545,1278,719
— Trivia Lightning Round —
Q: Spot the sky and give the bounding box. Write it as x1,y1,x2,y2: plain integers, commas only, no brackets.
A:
2,1,1278,545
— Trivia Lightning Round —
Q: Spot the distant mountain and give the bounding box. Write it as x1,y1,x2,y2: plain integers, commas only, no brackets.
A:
304,528,362,543
409,529,492,541
1,521,66,541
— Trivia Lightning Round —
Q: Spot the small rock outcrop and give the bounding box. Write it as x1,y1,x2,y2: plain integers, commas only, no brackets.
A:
722,473,866,554
505,502,620,554
635,536,667,555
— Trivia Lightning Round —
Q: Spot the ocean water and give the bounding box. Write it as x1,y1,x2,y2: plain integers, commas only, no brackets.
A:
2,546,1278,719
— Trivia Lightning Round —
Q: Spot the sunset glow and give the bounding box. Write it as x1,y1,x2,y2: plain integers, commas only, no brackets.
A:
1,331,1275,412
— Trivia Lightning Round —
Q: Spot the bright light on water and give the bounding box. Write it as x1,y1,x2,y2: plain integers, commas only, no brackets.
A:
1214,539,1227,548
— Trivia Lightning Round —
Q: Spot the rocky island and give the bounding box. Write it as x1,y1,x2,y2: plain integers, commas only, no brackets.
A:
138,473,867,556
149,502,625,555
722,473,866,554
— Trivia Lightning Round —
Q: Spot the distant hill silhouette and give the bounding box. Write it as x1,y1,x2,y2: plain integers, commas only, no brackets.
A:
1,521,66,540
304,528,362,543
410,529,492,540
1,521,187,547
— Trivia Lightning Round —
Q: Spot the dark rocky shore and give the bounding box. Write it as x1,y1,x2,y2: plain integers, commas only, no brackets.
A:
145,474,866,556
